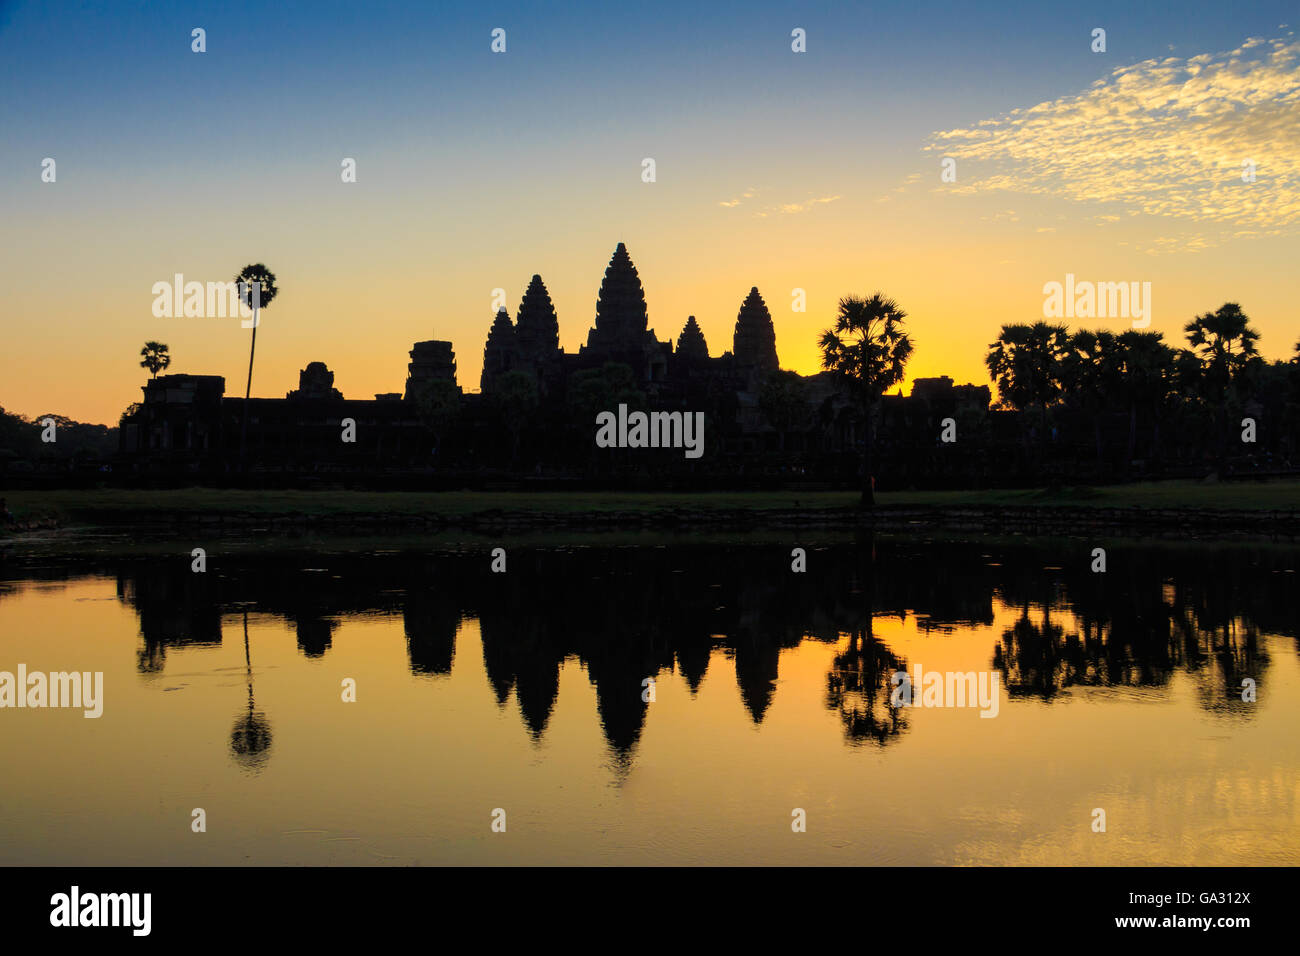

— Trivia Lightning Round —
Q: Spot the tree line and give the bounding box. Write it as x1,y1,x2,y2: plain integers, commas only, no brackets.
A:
823,297,1300,505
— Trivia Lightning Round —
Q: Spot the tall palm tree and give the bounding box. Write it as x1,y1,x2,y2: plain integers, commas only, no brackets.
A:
1183,302,1259,394
1183,302,1260,469
235,263,279,463
818,294,913,506
1063,329,1119,475
139,341,171,379
985,322,1070,459
1113,330,1173,469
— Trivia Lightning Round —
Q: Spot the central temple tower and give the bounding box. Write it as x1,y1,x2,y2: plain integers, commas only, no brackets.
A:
583,242,649,354
579,242,668,383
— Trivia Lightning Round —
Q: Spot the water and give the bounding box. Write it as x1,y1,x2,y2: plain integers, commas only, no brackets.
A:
1,534,1297,865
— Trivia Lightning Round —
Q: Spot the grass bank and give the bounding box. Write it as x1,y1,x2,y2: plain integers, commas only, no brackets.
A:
0,478,1291,545
5,479,1299,526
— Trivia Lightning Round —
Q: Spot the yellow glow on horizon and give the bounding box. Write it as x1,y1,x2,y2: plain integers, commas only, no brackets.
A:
3,200,1297,423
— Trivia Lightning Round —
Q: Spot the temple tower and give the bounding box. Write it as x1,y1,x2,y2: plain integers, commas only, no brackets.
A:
287,361,343,400
404,340,460,400
515,274,560,362
584,242,649,355
480,307,519,393
732,287,779,371
675,316,709,362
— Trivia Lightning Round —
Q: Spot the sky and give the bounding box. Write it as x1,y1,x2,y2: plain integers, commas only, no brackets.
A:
1,0,1297,424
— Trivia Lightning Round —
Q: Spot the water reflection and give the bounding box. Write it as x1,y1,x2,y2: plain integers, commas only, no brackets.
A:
230,609,272,772
11,536,1296,774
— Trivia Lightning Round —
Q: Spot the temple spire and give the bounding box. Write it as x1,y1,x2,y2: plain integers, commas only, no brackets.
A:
480,307,517,393
732,287,778,370
586,242,649,353
676,316,709,362
516,274,559,359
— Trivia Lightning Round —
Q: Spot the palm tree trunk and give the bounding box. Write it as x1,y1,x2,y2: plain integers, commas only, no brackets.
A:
239,307,259,465
1151,410,1161,464
1126,402,1137,477
1094,416,1104,478
1038,401,1050,481
860,398,875,507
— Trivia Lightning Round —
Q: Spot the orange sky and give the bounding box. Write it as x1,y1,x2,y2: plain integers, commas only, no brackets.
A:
3,15,1297,424
5,196,1294,425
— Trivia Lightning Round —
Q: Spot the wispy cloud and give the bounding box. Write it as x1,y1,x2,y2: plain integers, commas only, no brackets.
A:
718,188,758,208
982,209,1019,223
777,195,842,214
927,34,1300,237
719,189,841,217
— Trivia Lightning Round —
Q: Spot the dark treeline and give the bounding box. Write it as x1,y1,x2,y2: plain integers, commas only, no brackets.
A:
978,305,1300,485
0,406,117,475
3,537,1289,770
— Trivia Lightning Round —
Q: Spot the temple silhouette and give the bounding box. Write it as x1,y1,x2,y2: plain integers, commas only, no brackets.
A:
480,243,781,395
4,248,1292,489
117,241,990,484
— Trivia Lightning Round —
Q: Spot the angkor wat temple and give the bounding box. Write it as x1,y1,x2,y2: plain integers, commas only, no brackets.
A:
480,242,781,397
119,242,994,487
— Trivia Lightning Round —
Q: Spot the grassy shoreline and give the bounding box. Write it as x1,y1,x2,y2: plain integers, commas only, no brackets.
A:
3,480,1298,524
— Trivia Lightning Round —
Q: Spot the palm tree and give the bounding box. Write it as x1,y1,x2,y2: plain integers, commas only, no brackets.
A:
985,322,1070,462
235,263,279,463
1062,330,1119,476
1183,302,1259,394
818,294,913,506
139,341,171,379
986,322,1070,412
1113,331,1173,469
1183,303,1260,470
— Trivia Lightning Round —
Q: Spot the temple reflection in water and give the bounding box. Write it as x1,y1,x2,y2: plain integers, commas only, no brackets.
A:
89,536,1291,772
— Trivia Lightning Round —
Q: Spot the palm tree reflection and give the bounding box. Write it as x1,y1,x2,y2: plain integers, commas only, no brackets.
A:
825,533,908,745
230,609,273,773
827,626,908,745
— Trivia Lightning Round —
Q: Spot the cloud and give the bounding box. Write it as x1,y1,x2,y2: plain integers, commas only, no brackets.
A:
927,34,1300,236
1120,233,1215,255
725,190,841,216
776,195,841,214
981,209,1019,223
718,188,758,208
